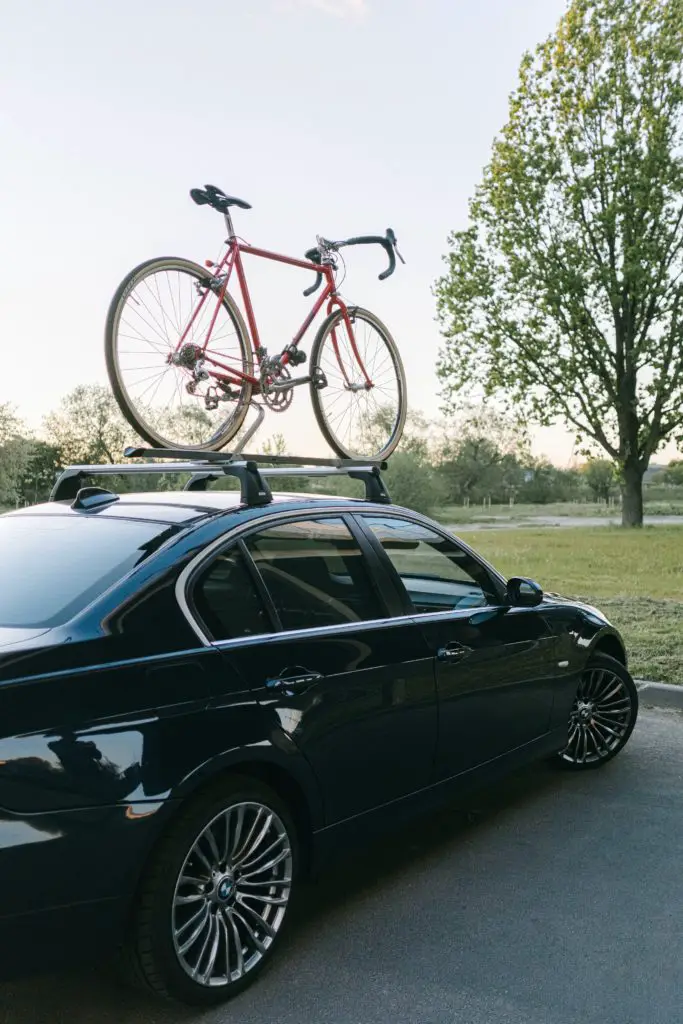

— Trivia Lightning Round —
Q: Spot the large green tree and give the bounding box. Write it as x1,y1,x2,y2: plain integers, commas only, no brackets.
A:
435,0,683,526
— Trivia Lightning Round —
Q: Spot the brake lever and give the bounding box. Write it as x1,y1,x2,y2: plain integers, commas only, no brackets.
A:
386,228,405,265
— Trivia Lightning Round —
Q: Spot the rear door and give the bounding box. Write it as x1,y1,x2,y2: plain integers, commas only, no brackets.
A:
190,513,437,824
355,514,557,780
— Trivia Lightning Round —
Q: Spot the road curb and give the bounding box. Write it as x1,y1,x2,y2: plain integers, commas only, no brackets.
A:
635,680,683,710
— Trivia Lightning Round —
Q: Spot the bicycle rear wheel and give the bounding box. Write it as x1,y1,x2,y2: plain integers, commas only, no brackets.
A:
310,306,407,461
105,257,253,451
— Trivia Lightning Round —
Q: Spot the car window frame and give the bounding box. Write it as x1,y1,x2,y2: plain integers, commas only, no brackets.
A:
184,509,401,645
188,537,283,643
351,511,508,618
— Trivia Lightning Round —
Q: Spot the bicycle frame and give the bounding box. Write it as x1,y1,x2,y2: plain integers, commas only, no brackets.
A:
173,215,372,391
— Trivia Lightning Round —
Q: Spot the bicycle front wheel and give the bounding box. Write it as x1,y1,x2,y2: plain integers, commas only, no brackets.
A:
310,306,407,461
105,257,253,451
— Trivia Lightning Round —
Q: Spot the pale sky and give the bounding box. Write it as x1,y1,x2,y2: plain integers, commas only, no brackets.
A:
1,0,678,465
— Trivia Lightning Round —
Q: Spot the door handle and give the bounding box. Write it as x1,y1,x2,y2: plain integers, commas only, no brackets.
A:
436,643,471,663
266,667,324,694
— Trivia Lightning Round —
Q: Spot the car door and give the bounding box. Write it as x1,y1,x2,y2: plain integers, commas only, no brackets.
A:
189,513,437,824
356,514,557,780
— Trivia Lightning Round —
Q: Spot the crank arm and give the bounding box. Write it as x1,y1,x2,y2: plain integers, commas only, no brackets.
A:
267,375,313,393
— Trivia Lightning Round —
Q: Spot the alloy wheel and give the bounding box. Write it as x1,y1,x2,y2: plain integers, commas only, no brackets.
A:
559,666,634,766
171,801,293,988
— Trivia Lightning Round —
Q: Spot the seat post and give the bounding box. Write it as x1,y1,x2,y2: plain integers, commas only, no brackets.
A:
223,210,236,240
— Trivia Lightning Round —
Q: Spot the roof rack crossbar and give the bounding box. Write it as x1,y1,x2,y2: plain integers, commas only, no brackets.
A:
50,460,272,506
51,447,391,506
123,446,386,470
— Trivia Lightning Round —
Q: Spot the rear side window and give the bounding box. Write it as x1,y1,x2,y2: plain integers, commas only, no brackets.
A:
0,514,174,628
244,517,384,632
193,545,273,641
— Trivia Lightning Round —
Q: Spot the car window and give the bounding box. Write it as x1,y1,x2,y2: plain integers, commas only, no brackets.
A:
193,545,273,641
0,514,175,628
361,516,499,613
244,517,384,632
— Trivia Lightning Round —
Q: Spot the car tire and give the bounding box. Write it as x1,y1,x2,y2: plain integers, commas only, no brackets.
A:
123,776,299,1006
556,652,639,771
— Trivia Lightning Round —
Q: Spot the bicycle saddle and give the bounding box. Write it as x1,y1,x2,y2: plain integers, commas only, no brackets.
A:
190,185,252,212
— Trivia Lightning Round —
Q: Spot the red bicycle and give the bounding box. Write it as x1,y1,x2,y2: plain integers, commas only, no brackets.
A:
105,184,408,460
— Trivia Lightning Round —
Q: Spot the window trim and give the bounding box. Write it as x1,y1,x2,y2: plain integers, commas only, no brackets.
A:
352,511,508,616
180,508,397,645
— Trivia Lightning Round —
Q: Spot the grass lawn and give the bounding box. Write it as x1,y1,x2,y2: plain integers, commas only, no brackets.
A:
467,526,683,685
435,498,683,525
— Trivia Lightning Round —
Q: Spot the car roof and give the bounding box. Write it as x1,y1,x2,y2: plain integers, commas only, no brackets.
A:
7,489,362,526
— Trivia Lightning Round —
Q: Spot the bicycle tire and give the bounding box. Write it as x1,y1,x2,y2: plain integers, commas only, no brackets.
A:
105,257,253,451
309,306,407,461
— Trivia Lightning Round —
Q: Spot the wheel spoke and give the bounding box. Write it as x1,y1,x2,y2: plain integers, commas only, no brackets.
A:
199,915,222,985
231,908,268,955
203,824,222,866
238,831,286,872
238,876,292,890
239,847,290,879
229,805,246,861
178,905,211,955
240,891,289,906
193,844,214,875
224,908,244,979
236,898,276,937
192,913,216,979
175,892,205,906
234,810,272,867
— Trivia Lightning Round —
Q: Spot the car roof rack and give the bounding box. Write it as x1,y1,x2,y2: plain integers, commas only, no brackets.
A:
50,446,392,506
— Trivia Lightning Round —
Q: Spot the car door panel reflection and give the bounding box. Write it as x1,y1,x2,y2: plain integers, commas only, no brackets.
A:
0,728,146,811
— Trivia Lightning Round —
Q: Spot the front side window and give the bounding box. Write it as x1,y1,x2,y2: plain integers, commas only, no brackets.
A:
361,516,499,614
244,517,384,632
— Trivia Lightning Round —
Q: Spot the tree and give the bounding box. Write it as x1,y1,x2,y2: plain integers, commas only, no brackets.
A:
581,457,616,500
661,458,683,485
435,0,683,526
43,385,136,464
258,432,306,493
16,441,63,505
436,406,529,504
359,408,445,513
0,404,32,507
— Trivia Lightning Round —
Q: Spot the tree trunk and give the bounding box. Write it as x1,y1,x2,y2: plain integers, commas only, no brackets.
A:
621,460,644,527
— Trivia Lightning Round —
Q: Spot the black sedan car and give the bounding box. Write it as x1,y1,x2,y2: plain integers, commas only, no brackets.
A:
0,449,638,1006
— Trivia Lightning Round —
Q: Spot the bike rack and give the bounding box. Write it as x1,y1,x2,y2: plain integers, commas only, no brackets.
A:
232,399,266,457
50,442,392,507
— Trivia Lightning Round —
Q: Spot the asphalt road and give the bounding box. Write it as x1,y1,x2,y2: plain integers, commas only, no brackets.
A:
1,706,682,1024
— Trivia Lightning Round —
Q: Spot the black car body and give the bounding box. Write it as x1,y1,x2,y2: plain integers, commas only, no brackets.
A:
0,461,637,1003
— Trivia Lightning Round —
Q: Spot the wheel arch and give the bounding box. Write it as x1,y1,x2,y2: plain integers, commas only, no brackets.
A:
139,744,323,885
590,630,627,668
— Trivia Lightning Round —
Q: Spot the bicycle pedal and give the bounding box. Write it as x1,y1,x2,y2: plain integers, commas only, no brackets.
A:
287,348,307,366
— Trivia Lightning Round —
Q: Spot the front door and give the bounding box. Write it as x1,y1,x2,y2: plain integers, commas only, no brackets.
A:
355,514,557,780
191,515,437,824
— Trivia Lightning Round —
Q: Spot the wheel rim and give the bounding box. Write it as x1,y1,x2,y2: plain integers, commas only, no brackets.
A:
112,265,250,448
559,667,633,765
314,312,404,459
172,801,292,988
